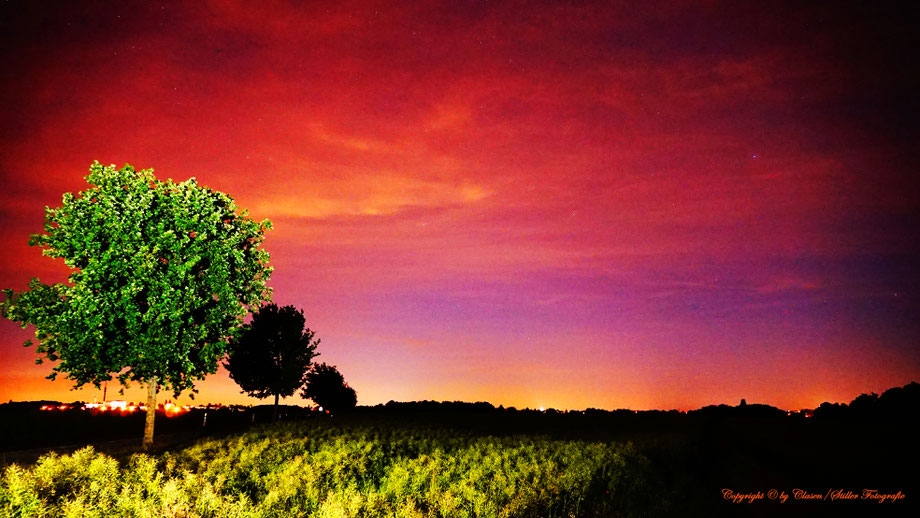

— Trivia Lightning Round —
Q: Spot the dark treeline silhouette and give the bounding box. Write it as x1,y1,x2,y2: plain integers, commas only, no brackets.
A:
689,403,787,419
0,400,70,411
814,381,920,419
376,400,497,413
357,381,919,422
5,380,916,447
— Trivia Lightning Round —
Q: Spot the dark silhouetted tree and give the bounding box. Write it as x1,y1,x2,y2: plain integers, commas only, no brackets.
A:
849,392,879,417
301,363,357,413
813,401,847,419
0,162,272,448
224,303,319,420
878,381,920,415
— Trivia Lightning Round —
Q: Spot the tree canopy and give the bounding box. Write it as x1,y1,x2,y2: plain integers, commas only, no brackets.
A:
301,363,357,413
1,161,272,446
225,303,319,419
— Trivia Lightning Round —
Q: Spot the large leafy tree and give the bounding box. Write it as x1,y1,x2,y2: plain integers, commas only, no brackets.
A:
225,303,319,421
301,363,357,414
0,162,272,448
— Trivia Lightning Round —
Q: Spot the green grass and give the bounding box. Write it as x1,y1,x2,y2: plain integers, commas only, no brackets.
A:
0,419,664,517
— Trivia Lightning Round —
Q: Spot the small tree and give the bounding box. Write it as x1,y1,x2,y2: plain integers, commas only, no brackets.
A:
301,363,357,414
224,303,319,420
0,162,272,448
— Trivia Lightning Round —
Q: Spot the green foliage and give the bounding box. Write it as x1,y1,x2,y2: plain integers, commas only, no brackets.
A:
0,161,273,396
225,304,320,400
302,364,357,413
0,421,662,517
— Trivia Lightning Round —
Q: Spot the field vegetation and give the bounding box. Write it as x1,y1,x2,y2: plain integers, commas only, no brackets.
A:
1,417,668,517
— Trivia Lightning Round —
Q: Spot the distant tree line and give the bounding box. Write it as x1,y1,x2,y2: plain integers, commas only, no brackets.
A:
357,382,919,421
813,381,919,419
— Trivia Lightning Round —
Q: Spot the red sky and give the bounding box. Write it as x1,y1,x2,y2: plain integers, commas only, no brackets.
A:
1,0,917,411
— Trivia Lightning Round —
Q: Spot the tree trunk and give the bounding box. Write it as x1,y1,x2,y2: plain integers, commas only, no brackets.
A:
143,377,157,449
273,393,279,421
